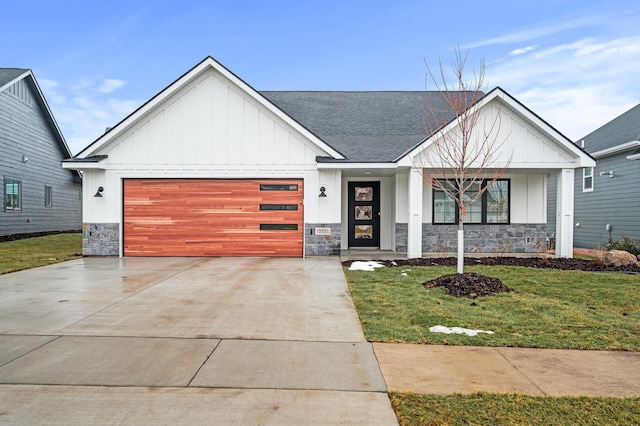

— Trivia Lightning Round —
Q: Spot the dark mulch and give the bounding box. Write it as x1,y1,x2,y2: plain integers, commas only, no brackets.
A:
0,230,81,243
342,256,640,298
423,272,512,298
342,256,640,273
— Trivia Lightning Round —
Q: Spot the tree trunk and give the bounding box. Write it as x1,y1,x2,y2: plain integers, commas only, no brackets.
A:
457,229,464,274
457,205,464,274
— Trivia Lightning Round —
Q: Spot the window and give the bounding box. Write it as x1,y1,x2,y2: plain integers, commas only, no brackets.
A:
433,179,510,225
260,224,298,230
260,184,298,191
583,167,594,192
433,181,456,224
260,204,298,210
45,185,53,208
4,178,21,211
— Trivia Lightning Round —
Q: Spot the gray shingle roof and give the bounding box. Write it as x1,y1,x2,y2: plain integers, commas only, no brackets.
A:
580,103,640,154
0,68,29,88
261,91,462,162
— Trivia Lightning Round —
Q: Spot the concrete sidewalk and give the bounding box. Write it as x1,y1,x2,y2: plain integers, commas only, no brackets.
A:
0,257,398,425
375,343,640,397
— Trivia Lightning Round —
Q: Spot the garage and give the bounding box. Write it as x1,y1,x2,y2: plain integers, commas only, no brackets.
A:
123,179,303,257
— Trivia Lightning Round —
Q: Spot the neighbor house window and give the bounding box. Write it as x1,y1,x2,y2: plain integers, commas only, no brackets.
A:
433,179,510,225
45,185,53,208
583,167,594,192
4,177,21,211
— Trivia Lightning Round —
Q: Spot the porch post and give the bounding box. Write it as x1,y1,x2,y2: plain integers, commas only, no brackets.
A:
555,168,574,258
407,167,423,258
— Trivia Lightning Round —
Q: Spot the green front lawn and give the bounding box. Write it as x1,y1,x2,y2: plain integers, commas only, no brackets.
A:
346,264,640,424
0,233,82,274
345,264,640,350
391,392,640,425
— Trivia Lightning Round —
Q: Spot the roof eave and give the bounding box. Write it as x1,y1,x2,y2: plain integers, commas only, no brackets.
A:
626,153,640,161
62,155,109,170
316,160,399,169
592,141,640,158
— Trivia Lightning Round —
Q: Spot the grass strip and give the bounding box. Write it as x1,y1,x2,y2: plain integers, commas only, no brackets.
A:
391,392,640,426
0,233,82,274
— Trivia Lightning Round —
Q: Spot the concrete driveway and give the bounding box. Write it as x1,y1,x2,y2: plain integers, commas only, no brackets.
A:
0,257,398,425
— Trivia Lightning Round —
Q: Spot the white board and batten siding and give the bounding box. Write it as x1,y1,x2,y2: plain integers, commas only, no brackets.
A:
412,101,578,171
102,70,323,167
83,67,335,225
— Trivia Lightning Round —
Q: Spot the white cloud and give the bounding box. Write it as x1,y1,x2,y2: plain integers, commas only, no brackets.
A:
486,35,640,140
97,78,127,93
38,76,140,155
38,78,67,105
509,45,537,56
463,15,600,49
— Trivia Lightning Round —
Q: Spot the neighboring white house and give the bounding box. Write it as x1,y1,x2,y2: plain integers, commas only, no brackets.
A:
63,56,594,258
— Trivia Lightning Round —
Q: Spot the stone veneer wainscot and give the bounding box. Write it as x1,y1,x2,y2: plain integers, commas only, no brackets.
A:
395,223,547,254
305,223,341,255
82,223,119,256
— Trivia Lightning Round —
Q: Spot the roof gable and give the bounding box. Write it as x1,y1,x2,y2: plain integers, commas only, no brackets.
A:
0,68,78,179
76,57,345,160
0,68,30,90
397,87,594,168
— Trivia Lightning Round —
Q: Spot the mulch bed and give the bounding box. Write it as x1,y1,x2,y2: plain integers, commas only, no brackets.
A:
0,230,81,243
342,256,640,298
342,256,640,273
423,272,512,298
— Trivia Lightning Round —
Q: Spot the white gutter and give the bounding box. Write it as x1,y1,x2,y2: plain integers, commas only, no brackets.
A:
627,152,640,161
591,141,640,158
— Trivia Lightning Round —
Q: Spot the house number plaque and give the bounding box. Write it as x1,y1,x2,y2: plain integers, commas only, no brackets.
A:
315,227,331,236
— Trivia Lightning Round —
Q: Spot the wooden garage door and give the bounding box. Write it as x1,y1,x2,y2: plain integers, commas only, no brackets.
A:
123,179,303,257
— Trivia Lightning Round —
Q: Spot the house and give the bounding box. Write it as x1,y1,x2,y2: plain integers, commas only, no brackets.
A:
548,103,640,249
62,56,593,258
1,68,82,239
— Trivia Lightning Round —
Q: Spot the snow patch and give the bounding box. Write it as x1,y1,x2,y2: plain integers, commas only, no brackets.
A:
429,325,494,336
348,261,385,271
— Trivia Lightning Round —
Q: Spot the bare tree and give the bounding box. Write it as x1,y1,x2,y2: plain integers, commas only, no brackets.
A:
416,48,512,273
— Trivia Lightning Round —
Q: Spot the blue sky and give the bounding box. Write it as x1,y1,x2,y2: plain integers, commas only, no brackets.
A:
3,0,639,155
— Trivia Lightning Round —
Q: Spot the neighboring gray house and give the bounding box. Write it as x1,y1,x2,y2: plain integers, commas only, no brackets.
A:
548,103,639,249
0,68,82,239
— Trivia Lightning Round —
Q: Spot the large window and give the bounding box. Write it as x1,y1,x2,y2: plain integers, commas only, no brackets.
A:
583,167,594,192
4,178,21,211
433,179,510,225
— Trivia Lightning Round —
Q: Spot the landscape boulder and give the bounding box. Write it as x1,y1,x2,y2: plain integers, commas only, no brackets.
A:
604,250,638,267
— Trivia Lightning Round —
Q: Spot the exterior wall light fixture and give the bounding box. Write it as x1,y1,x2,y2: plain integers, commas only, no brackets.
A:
319,186,327,197
94,186,104,197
